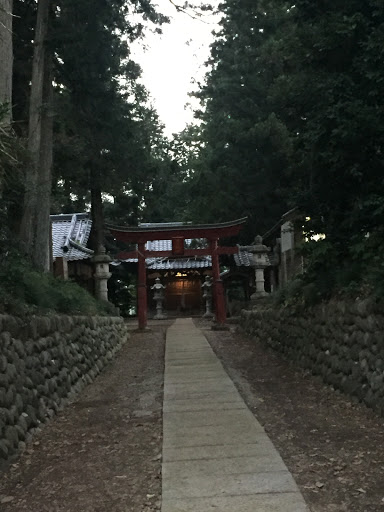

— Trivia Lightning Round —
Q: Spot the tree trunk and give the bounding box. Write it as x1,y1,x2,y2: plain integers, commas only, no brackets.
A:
90,170,105,252
0,0,13,201
33,48,53,271
0,0,13,123
19,0,50,261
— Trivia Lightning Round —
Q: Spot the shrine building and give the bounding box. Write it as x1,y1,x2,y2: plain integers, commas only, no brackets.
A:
113,231,212,314
106,218,248,329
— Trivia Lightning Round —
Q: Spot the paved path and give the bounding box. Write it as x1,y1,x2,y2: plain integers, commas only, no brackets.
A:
161,318,309,512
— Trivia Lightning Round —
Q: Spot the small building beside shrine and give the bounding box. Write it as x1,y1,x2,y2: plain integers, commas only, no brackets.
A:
262,208,304,289
50,213,94,294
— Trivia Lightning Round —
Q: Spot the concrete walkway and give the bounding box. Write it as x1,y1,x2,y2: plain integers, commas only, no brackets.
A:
161,318,309,512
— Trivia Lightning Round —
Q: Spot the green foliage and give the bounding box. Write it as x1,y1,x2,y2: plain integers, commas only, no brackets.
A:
0,105,27,243
187,0,294,241
348,231,384,299
185,0,384,297
12,0,174,228
0,105,25,190
139,124,203,223
274,229,384,306
279,1,384,243
272,278,306,307
8,0,384,308
50,0,171,227
108,264,137,317
0,248,113,316
4,0,189,316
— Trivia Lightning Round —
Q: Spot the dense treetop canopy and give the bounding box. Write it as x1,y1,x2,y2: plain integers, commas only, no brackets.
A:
1,0,384,300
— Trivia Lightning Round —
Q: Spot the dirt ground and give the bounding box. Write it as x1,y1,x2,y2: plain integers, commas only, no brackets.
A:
1,317,384,512
0,320,169,512
197,318,384,512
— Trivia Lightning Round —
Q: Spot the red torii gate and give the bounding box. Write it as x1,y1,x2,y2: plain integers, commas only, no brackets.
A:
106,218,247,330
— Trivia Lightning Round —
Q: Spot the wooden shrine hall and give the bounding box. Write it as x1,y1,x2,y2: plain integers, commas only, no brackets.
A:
106,218,247,329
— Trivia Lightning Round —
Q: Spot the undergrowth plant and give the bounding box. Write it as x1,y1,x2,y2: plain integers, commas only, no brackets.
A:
0,246,116,316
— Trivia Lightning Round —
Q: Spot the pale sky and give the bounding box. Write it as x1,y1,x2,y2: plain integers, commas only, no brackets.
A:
131,1,221,136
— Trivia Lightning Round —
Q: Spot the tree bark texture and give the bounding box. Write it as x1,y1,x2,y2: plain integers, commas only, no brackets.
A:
33,49,53,271
0,0,13,123
19,0,50,268
90,172,105,253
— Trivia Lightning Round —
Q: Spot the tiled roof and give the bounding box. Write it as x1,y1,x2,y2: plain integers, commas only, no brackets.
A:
112,238,211,270
51,213,93,261
110,258,137,265
234,251,253,267
146,240,172,251
147,257,211,270
234,251,275,267
146,239,198,251
112,255,212,270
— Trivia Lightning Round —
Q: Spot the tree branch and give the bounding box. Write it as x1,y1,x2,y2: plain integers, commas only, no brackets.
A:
168,0,214,24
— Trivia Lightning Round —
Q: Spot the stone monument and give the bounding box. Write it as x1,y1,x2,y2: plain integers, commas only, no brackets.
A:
201,276,214,318
93,245,111,302
238,235,271,300
151,277,167,319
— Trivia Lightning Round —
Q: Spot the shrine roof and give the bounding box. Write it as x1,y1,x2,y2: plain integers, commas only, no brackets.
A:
147,240,173,251
51,213,93,261
262,207,300,241
111,238,211,268
148,257,211,270
234,250,276,267
146,239,201,251
106,217,247,242
111,256,211,270
234,251,253,267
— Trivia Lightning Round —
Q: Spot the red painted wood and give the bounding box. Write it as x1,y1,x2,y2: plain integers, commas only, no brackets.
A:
108,218,246,243
109,219,246,329
117,246,239,260
217,246,239,255
210,238,227,325
172,237,184,256
137,242,147,330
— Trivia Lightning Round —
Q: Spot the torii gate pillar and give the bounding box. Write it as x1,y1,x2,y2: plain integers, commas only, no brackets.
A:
137,241,147,330
210,238,227,328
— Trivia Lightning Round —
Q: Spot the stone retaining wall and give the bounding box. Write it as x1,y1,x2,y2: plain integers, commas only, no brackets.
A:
0,315,129,463
241,299,384,415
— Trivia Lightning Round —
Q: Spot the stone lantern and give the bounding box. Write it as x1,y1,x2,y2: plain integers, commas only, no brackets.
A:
201,276,214,318
151,277,167,319
93,245,112,302
238,235,271,299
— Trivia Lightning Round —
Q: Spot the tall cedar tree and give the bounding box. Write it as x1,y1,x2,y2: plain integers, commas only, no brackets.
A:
191,0,384,291
0,0,13,203
190,0,293,242
284,1,384,243
19,0,53,271
52,0,168,248
0,0,13,123
10,0,170,266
